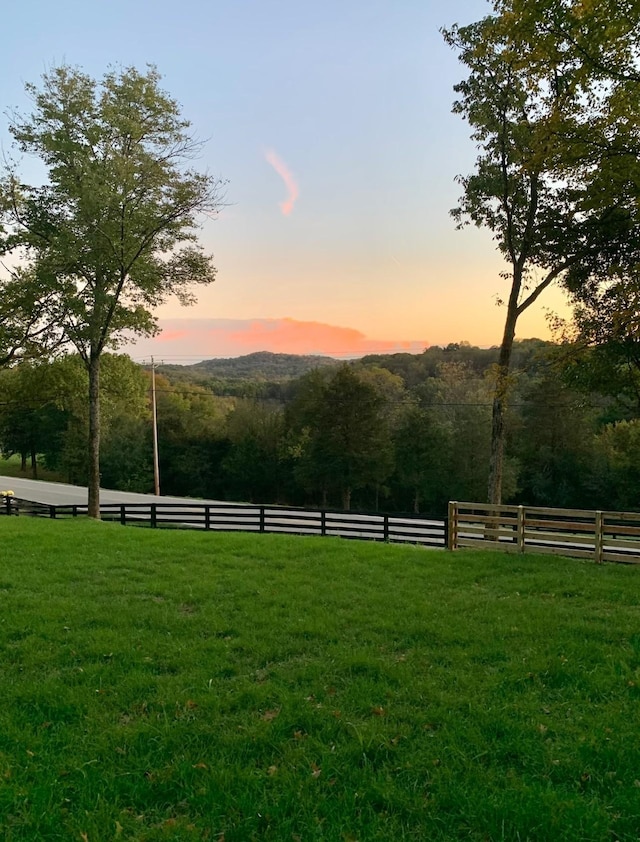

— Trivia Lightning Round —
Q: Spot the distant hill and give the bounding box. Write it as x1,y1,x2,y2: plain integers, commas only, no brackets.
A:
157,351,340,383
151,341,554,396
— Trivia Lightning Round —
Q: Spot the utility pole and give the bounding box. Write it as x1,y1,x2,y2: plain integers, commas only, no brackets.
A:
151,357,160,496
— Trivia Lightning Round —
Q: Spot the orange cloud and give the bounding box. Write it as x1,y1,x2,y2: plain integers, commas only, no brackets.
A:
265,149,299,215
156,329,190,342
124,318,428,363
226,318,387,355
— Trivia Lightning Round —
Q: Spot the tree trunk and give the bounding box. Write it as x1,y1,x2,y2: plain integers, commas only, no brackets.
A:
20,452,27,472
487,294,519,505
342,487,351,511
87,353,101,519
31,448,37,479
487,388,508,506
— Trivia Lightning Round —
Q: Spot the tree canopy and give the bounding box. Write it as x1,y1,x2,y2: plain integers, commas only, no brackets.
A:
0,65,224,515
444,1,640,503
0,267,63,367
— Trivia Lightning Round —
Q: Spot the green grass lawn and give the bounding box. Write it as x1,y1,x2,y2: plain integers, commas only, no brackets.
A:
1,519,639,841
0,455,63,483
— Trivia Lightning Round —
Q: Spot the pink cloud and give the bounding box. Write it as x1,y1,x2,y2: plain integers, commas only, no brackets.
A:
156,329,190,342
124,318,428,363
265,149,299,216
227,318,376,355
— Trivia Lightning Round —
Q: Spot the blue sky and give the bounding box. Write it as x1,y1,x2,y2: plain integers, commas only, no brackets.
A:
1,0,570,359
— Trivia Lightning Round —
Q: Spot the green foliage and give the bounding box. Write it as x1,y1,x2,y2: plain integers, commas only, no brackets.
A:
154,376,232,498
2,519,640,841
0,354,152,485
444,3,640,503
494,0,640,90
98,356,154,491
288,365,395,510
0,364,65,477
5,339,640,515
432,361,520,504
99,415,153,492
444,16,601,275
560,272,640,419
221,401,288,503
510,371,599,508
0,267,63,367
392,399,452,513
0,64,223,514
590,420,640,511
557,341,640,420
3,65,221,356
161,351,339,382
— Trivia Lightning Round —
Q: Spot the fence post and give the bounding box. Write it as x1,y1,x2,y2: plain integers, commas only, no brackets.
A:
383,514,389,542
321,510,326,537
595,511,604,564
205,505,210,531
259,507,265,533
447,501,457,550
49,506,56,519
150,504,157,529
517,506,525,553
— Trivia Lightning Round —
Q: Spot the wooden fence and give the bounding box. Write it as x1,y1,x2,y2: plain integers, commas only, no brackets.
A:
7,498,446,548
10,495,640,562
448,501,640,563
0,495,17,516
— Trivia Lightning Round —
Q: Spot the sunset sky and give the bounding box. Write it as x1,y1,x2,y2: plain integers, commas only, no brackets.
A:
2,0,571,361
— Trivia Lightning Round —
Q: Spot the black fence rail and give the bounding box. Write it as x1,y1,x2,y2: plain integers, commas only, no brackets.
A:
7,498,447,548
0,495,18,516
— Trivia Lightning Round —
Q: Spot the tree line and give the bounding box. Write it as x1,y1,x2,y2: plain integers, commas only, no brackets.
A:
3,339,640,516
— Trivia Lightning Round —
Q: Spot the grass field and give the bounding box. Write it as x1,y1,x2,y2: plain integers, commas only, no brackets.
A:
0,455,62,483
0,519,639,841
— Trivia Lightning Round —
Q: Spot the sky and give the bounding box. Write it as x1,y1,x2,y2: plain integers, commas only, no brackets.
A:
1,0,571,361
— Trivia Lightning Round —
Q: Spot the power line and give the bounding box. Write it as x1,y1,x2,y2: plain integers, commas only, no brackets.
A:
0,388,619,411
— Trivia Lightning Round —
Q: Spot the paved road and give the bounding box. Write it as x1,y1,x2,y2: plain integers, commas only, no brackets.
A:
1,476,225,507
2,476,447,546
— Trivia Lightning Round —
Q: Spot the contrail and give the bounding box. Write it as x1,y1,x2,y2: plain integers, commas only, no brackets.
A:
265,148,299,216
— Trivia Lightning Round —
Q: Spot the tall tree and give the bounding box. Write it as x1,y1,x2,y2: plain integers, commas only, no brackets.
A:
444,12,640,504
222,401,286,503
512,369,598,508
0,363,60,476
154,376,232,498
590,420,640,512
1,66,223,516
392,398,452,514
288,365,394,510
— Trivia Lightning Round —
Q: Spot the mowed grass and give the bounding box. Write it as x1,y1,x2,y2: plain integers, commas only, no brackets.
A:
1,521,640,841
0,455,62,482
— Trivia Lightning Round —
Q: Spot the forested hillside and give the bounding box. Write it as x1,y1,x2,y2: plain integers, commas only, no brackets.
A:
156,351,340,398
160,351,340,380
2,338,638,516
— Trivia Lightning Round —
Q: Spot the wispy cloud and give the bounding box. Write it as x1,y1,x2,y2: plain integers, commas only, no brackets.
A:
264,149,299,216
